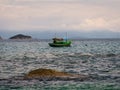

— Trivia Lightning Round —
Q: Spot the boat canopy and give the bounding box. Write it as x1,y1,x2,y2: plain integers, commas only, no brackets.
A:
52,38,63,41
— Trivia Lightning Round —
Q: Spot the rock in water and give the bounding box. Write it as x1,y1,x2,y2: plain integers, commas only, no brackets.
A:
25,68,88,81
9,34,32,39
26,68,71,78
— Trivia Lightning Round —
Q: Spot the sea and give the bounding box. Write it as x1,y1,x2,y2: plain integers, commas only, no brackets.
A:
0,39,120,90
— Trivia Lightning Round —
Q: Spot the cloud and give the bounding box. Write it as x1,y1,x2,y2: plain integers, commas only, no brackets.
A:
66,18,120,32
0,0,120,32
65,18,107,30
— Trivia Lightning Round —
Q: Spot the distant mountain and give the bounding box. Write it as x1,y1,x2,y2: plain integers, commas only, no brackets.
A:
0,29,120,39
9,34,32,39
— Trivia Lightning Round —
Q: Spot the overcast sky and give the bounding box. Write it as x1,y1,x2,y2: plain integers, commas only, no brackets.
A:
0,0,120,38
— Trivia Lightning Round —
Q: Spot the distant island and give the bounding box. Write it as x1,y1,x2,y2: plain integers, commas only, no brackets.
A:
0,36,2,40
9,34,32,39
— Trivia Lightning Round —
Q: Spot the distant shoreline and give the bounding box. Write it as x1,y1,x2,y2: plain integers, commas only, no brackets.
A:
0,38,120,42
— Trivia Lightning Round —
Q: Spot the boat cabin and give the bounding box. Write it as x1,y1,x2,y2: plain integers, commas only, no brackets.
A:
52,38,64,43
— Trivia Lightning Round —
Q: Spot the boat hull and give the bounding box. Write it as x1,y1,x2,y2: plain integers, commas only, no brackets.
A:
49,41,71,47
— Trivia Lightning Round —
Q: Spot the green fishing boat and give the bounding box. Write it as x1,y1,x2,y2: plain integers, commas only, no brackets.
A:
49,38,71,47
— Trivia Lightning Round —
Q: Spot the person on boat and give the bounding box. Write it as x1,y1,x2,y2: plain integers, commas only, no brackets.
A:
53,39,56,43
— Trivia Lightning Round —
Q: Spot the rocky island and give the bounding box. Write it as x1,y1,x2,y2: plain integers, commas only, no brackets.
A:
9,34,32,39
24,68,88,81
0,36,2,40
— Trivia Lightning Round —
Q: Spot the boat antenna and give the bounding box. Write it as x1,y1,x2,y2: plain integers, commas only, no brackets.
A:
66,32,67,42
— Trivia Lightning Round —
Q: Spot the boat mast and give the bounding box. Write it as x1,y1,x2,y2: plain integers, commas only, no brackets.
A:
55,33,56,38
66,32,67,42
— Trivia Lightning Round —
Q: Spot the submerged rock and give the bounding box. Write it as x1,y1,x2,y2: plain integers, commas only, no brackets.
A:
25,68,88,81
9,34,32,39
106,53,116,57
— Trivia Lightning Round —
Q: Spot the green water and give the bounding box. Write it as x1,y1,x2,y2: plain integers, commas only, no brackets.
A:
0,83,120,90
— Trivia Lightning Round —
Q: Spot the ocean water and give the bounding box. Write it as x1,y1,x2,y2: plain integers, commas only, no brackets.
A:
0,39,120,90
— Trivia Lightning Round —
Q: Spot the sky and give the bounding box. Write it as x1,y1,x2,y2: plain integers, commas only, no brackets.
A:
0,0,120,39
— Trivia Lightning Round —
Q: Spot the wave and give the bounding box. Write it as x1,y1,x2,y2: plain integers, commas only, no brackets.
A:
62,52,119,58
